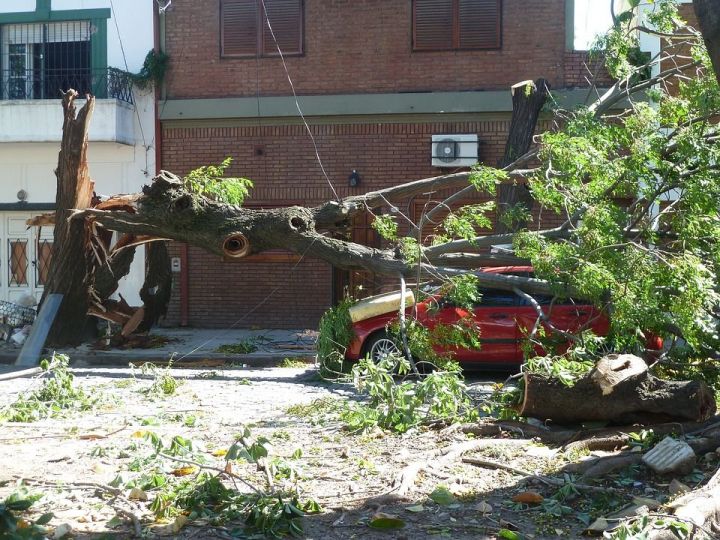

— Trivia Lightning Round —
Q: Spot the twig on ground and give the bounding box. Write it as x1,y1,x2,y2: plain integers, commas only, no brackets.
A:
110,504,143,537
460,456,624,495
157,452,262,494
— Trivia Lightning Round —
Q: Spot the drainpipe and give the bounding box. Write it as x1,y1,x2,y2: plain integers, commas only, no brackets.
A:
153,1,189,326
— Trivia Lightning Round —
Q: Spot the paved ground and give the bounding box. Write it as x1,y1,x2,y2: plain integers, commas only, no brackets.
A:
0,327,318,368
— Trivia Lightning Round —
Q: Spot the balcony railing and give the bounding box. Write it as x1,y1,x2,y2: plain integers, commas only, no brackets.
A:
0,67,134,104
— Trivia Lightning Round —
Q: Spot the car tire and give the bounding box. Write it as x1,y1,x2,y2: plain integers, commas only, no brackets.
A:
363,331,403,364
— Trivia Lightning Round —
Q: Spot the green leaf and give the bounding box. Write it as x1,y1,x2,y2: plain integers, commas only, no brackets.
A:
498,529,523,540
35,512,53,525
369,513,406,529
406,504,425,513
429,486,456,506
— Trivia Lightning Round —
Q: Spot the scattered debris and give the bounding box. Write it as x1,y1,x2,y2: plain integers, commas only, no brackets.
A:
642,437,697,476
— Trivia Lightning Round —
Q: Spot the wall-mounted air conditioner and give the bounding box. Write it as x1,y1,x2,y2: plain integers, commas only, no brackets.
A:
431,134,478,168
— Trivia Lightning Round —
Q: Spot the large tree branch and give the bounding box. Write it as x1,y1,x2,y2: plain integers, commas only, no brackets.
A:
76,173,564,297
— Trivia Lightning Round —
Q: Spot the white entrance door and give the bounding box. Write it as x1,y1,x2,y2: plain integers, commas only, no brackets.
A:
0,212,54,304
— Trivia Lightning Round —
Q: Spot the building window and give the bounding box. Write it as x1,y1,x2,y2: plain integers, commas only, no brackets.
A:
413,0,501,51
221,0,303,57
1,21,92,100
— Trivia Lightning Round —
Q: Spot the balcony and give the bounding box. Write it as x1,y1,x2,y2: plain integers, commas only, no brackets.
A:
1,67,133,103
0,68,136,145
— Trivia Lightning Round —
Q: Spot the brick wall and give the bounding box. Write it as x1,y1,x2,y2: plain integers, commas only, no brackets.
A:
164,0,568,98
564,51,615,88
163,243,332,328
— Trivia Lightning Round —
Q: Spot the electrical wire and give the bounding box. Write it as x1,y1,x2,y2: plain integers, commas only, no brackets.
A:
259,0,340,201
108,0,150,175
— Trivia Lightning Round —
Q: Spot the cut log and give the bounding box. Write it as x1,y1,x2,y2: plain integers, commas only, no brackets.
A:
519,354,716,424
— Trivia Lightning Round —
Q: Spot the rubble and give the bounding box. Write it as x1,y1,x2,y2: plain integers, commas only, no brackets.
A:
642,437,697,476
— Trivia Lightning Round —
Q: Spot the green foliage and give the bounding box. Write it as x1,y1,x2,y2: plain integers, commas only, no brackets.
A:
129,49,169,90
399,237,422,265
606,515,694,540
480,383,523,420
442,202,495,240
510,53,720,352
0,355,100,422
444,274,481,310
116,427,320,537
627,429,660,451
523,356,594,388
0,490,52,540
183,157,253,205
132,361,182,397
216,339,259,354
468,164,506,195
340,357,476,433
279,358,308,368
498,202,532,231
316,299,354,377
371,214,398,241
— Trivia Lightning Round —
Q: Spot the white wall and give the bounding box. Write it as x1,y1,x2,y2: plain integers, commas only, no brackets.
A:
0,0,157,306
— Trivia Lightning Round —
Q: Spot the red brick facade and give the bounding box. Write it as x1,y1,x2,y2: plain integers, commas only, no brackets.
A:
160,0,607,329
164,0,569,98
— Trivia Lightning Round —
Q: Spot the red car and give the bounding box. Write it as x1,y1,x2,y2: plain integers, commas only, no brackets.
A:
346,267,611,366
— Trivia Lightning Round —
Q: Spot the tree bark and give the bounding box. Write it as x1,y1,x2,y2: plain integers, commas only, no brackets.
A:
519,354,717,424
42,91,95,347
694,0,720,87
139,241,172,331
496,78,550,234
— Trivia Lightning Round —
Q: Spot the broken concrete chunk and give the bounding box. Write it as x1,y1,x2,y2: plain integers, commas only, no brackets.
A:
642,437,696,476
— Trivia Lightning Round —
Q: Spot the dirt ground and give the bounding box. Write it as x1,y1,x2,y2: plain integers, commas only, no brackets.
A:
1,364,718,539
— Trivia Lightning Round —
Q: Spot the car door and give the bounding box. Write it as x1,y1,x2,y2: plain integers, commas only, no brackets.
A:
514,293,603,357
419,288,519,364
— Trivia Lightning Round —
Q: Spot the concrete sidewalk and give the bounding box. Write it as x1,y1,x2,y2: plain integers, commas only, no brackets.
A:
0,328,318,368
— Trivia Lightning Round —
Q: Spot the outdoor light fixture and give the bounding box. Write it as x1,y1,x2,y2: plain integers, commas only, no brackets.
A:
348,169,361,187
17,189,27,201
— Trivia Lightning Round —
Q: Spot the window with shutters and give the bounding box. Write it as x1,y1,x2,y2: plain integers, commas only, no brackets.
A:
413,0,501,51
221,0,303,57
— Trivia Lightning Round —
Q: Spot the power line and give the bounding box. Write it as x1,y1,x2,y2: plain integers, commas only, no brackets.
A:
259,0,340,202
108,0,150,175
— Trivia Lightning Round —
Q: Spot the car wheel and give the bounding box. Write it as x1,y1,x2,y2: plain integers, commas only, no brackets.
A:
364,331,403,364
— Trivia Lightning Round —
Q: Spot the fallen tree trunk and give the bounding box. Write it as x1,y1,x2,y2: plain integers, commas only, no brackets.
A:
519,354,716,424
76,171,567,297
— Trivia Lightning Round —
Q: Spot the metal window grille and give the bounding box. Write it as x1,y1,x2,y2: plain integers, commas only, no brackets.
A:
1,21,133,103
35,239,52,287
8,239,28,287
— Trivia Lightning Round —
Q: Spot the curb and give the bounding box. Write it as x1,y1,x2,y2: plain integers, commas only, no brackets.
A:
0,350,316,369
